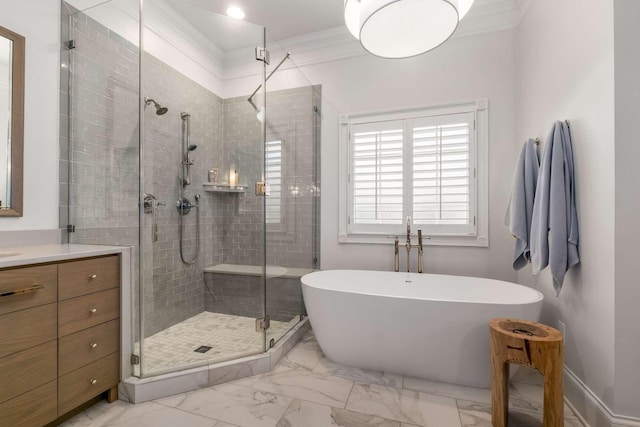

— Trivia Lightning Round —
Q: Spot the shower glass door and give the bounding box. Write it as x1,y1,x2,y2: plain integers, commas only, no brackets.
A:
137,0,267,377
263,38,321,347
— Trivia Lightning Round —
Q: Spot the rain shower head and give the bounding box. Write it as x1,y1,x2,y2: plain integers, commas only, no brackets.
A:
145,97,168,115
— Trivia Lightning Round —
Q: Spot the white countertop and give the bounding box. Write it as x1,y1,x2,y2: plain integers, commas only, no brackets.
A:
0,244,129,268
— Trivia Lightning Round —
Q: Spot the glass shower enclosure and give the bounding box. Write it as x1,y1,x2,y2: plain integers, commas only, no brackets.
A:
60,0,319,378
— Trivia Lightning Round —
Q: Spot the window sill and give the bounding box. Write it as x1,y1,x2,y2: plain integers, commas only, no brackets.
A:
338,234,488,247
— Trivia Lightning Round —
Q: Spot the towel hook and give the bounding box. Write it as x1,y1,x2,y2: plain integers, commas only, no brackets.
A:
534,138,540,145
565,119,571,127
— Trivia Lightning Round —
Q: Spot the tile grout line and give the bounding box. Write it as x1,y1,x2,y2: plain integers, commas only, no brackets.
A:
342,380,357,410
454,398,465,427
275,395,297,425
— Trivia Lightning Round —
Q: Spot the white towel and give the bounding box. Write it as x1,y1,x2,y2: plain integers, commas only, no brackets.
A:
504,139,539,270
530,121,580,296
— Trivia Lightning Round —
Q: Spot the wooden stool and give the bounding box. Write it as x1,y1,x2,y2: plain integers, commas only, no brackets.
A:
489,318,564,427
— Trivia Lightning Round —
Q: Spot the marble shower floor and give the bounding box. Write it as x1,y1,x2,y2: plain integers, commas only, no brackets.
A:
64,330,584,427
134,312,295,376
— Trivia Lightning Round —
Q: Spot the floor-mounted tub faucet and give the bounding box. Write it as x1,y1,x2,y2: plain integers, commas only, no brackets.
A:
406,216,412,272
393,216,427,273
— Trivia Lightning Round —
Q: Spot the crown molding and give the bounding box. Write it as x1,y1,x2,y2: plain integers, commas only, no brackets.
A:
146,0,225,78
222,0,522,81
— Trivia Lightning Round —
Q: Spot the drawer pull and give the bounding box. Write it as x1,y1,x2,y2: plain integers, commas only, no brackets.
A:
90,308,97,314
90,379,98,385
0,284,45,298
89,274,98,280
90,342,98,349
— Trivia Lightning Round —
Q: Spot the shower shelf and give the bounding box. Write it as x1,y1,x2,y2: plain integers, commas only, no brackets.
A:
202,182,247,193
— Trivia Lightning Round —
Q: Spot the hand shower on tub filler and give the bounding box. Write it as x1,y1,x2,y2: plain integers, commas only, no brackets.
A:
394,216,428,273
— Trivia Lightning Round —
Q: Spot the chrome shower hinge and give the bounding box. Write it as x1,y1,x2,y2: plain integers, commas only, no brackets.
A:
255,47,270,65
256,315,270,332
130,354,140,365
255,181,266,196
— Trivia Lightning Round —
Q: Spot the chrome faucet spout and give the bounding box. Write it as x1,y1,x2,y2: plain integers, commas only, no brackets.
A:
394,237,400,272
418,229,424,273
406,216,411,246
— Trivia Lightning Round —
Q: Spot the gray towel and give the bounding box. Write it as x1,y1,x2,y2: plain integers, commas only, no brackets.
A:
530,121,580,296
504,139,539,270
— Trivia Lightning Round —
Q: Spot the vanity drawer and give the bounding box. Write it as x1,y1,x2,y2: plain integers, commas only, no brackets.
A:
58,288,120,337
59,319,120,376
58,255,119,300
0,340,57,404
58,352,119,415
0,303,57,358
0,264,57,315
0,380,57,427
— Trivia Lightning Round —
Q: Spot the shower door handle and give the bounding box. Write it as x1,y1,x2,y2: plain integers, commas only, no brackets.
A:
144,193,164,243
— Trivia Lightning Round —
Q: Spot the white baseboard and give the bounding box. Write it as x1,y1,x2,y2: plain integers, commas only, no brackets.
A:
564,367,640,427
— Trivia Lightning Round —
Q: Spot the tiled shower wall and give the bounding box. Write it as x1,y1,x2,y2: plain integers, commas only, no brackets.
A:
140,53,225,336
221,86,321,269
60,5,139,247
60,3,320,339
60,6,226,337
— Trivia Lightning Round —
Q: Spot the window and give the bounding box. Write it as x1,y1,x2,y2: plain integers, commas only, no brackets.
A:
339,101,488,246
265,140,282,224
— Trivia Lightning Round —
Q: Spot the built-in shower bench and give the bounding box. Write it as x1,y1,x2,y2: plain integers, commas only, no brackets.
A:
203,264,314,322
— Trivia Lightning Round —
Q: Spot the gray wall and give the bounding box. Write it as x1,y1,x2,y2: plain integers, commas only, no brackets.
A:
141,52,225,336
613,0,640,417
222,86,321,270
204,272,302,322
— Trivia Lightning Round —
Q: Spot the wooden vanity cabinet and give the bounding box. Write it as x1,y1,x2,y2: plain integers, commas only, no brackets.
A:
0,254,121,427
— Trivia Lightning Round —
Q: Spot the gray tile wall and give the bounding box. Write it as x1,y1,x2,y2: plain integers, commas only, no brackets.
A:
204,272,302,322
222,86,321,270
140,52,225,336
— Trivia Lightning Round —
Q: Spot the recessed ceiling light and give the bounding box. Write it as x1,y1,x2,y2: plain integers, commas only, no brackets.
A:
226,6,245,20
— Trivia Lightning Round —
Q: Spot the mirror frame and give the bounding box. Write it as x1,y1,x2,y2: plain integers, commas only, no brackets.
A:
0,25,24,217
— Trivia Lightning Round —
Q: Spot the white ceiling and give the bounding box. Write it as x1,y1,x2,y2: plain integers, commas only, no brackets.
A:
68,0,525,54
175,0,345,45
169,0,523,52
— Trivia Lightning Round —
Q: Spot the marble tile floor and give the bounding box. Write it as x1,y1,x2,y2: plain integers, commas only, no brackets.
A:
63,330,583,427
133,312,296,376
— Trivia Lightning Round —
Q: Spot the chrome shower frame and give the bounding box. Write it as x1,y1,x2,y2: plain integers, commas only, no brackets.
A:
247,52,291,112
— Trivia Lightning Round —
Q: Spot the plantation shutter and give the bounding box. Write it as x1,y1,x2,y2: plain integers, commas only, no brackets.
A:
412,112,475,234
347,111,476,237
265,140,282,224
349,120,404,233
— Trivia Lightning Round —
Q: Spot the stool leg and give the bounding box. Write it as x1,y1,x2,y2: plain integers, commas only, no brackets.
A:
492,361,509,427
542,362,563,427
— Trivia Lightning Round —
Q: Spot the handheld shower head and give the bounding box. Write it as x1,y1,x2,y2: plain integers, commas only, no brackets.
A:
188,144,198,151
144,97,168,115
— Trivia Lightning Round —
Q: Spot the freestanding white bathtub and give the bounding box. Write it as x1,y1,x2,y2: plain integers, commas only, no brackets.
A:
301,270,544,388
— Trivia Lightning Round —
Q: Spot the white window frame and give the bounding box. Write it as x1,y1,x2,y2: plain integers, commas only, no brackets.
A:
338,99,489,247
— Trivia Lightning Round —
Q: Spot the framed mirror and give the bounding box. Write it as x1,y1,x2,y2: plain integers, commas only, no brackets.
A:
0,25,24,217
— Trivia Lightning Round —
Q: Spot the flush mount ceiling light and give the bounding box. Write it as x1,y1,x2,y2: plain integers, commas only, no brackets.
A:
344,0,475,59
226,6,245,20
